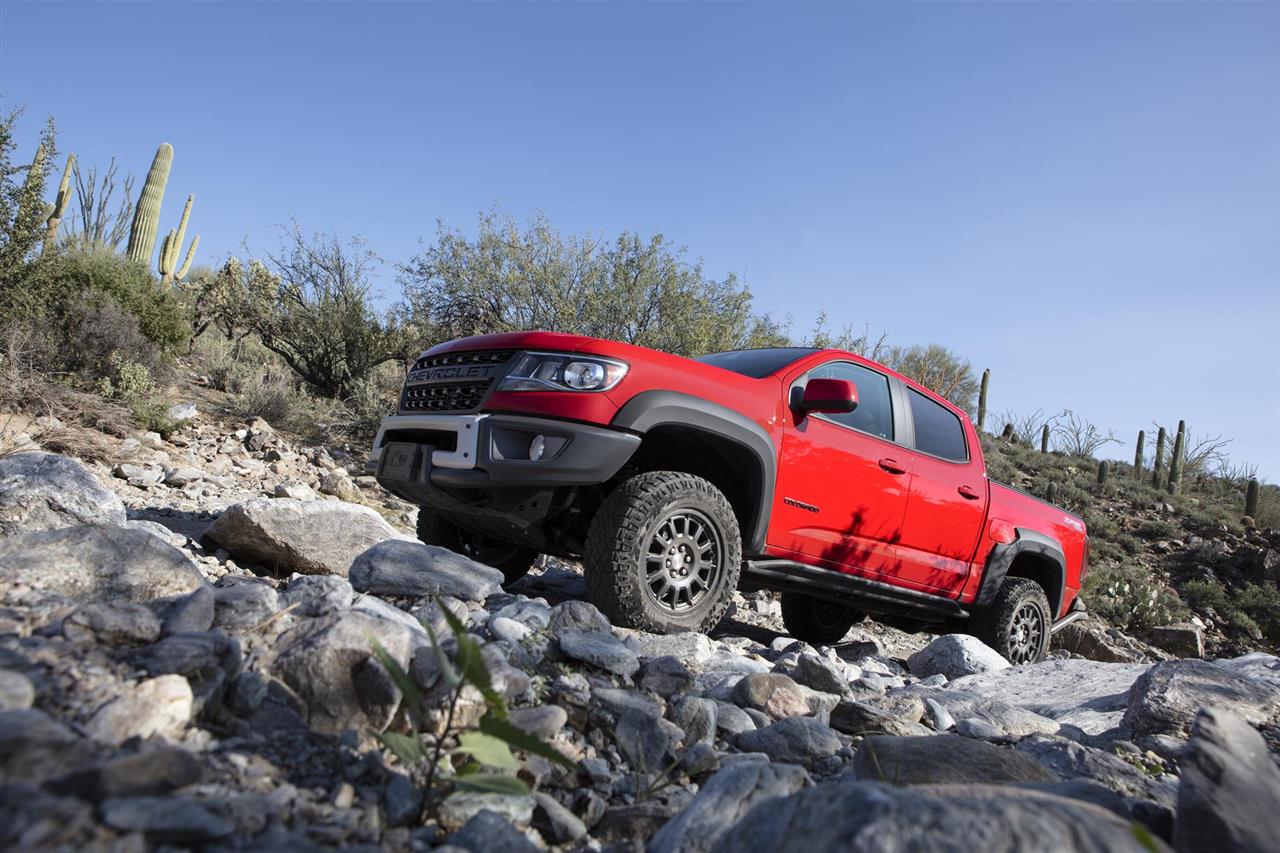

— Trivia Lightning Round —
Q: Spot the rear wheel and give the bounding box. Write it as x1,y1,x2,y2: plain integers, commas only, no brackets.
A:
416,510,538,585
780,592,862,645
970,577,1051,664
584,471,741,634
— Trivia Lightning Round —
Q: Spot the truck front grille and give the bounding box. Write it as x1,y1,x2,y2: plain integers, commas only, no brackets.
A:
398,350,514,414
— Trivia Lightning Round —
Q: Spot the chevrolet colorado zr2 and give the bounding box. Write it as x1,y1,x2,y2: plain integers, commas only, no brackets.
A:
369,331,1089,664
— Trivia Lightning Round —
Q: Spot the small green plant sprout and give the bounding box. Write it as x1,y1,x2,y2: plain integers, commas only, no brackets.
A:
370,602,573,816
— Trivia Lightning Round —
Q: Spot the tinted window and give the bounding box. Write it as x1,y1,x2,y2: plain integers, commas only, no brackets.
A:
807,362,893,440
908,389,968,461
697,347,819,378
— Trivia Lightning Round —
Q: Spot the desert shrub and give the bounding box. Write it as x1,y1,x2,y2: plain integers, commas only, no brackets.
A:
1182,578,1230,613
1234,583,1280,640
885,343,979,412
1135,518,1180,541
17,248,187,355
53,292,167,379
1084,563,1187,631
401,209,788,358
335,363,402,441
224,366,314,429
220,227,409,398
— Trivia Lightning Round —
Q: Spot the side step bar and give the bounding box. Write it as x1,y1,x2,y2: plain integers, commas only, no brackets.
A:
1051,598,1087,634
741,559,968,623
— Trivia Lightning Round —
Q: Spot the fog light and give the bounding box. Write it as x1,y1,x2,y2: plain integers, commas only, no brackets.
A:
529,434,546,461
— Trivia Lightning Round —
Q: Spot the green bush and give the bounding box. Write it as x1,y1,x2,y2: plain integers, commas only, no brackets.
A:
1084,563,1187,632
19,248,188,354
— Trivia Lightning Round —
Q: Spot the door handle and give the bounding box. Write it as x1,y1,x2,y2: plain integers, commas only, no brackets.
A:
957,485,981,500
878,458,907,475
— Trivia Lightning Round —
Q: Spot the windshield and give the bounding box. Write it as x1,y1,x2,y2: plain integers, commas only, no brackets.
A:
695,347,819,378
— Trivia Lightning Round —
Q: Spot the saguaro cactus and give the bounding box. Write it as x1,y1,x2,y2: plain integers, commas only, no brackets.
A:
1046,482,1058,504
1040,424,1050,453
42,153,75,254
977,369,989,433
1151,427,1167,487
1245,478,1260,519
1167,420,1186,495
126,143,173,266
158,194,199,283
1133,430,1145,479
1097,460,1110,488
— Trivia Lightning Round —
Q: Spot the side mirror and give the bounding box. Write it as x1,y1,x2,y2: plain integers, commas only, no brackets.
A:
797,378,858,415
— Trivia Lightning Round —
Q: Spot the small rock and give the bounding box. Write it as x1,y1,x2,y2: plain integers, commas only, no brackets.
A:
101,795,233,844
273,481,317,501
1148,624,1204,659
160,586,215,635
508,705,567,740
852,735,1058,785
558,630,640,678
907,634,1010,679
86,675,193,746
733,673,811,719
548,600,612,634
532,792,586,844
166,402,198,423
439,793,535,830
212,580,279,629
735,716,841,765
348,539,505,601
64,601,162,645
52,747,203,802
0,670,35,711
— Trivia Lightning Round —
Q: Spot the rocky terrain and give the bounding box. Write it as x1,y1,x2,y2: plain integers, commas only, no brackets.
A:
1,412,1279,852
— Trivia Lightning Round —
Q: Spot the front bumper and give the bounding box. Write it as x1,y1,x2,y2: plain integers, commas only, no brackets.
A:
367,412,641,492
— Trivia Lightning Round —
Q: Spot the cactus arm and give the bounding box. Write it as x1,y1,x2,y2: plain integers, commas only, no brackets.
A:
175,233,199,280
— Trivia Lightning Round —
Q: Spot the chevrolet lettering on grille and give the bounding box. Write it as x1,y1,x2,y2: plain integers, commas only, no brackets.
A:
407,364,497,384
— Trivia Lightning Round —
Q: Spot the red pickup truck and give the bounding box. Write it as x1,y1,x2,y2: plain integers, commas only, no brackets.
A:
370,331,1089,664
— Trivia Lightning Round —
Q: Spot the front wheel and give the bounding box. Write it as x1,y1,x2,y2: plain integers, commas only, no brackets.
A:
416,510,538,585
584,471,742,634
969,577,1051,665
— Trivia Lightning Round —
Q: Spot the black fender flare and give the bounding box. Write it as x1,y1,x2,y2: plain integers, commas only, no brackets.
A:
611,390,776,553
976,528,1067,616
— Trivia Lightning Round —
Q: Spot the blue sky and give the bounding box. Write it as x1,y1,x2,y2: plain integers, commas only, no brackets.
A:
2,1,1277,478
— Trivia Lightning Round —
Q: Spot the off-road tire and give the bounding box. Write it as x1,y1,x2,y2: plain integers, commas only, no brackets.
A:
416,510,538,585
584,471,742,634
970,576,1052,664
780,592,863,645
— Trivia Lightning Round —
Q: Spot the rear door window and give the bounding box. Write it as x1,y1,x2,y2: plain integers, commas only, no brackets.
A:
907,388,968,461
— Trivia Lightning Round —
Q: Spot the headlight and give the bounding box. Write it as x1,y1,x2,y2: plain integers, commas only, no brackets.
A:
497,352,628,392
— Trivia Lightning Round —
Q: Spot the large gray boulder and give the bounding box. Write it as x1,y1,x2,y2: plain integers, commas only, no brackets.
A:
649,761,811,853
710,780,1166,853
950,658,1152,735
1175,708,1280,853
0,451,125,537
1122,659,1280,738
907,634,1009,679
203,498,407,576
269,608,416,733
852,735,1058,785
1015,735,1175,806
0,524,205,602
348,539,504,602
